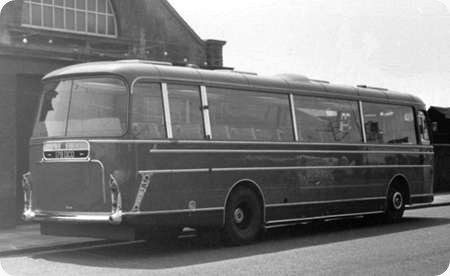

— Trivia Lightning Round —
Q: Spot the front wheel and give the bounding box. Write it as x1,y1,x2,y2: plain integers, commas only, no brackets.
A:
222,187,263,245
384,186,406,223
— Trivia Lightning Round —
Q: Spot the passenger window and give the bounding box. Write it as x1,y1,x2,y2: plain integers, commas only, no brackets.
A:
417,110,430,145
131,82,165,139
207,87,293,141
294,96,362,143
363,103,416,144
167,84,204,140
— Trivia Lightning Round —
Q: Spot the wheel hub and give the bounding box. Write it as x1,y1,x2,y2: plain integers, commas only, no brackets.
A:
392,191,403,210
234,207,245,224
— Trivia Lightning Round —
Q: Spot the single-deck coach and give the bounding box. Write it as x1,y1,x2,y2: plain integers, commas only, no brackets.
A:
23,60,433,244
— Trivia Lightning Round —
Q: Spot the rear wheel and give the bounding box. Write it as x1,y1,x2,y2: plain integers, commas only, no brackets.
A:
384,186,406,223
222,186,263,245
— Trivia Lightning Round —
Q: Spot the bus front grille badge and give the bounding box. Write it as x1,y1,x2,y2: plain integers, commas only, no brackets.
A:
108,174,123,225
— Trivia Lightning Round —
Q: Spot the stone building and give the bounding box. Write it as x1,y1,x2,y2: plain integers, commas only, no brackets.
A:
0,0,226,228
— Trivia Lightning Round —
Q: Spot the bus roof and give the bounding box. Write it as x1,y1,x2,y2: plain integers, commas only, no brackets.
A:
43,60,425,107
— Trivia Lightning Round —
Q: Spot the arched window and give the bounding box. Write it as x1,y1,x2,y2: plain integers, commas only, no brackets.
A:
22,0,118,37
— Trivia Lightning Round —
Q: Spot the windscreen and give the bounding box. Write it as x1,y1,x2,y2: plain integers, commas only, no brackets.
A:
33,77,128,137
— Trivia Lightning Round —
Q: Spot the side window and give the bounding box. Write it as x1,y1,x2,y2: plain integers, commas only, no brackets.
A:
131,81,165,139
167,84,204,140
363,103,416,144
207,87,293,141
294,96,362,143
417,110,430,145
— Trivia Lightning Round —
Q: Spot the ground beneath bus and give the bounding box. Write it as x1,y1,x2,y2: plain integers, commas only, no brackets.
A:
1,206,449,276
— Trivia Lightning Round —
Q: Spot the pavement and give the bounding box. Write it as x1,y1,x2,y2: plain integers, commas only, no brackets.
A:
0,193,449,257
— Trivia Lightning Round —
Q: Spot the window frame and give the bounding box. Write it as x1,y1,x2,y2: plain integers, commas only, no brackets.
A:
166,82,206,140
131,78,210,141
416,109,431,145
292,94,363,144
206,86,295,142
22,0,118,38
33,75,129,139
127,77,427,147
130,80,166,139
361,101,418,145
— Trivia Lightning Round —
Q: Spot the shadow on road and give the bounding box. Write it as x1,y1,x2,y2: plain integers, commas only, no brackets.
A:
34,214,450,270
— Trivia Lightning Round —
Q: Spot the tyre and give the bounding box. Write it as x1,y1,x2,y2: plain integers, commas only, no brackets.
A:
222,186,263,245
384,186,406,223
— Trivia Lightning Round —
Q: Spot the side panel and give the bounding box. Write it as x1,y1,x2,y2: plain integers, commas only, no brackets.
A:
124,141,433,227
29,140,433,229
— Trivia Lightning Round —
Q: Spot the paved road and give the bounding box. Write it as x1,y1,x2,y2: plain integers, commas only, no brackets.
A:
1,206,449,276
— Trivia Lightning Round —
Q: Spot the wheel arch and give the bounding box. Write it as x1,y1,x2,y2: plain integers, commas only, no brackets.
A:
222,179,266,227
385,173,411,204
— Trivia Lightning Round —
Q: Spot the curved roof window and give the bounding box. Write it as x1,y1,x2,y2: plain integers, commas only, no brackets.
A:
22,0,118,37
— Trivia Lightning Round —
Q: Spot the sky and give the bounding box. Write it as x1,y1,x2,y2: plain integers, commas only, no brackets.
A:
169,0,450,108
0,0,7,11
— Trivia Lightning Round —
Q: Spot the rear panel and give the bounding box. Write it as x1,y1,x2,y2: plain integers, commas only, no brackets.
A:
29,140,136,214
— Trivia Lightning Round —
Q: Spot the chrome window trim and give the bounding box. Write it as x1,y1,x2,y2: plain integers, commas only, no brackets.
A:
200,86,212,139
359,100,367,143
289,94,299,141
161,82,173,139
130,77,163,93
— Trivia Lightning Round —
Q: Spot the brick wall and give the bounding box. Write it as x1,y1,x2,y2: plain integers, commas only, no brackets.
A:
112,0,208,65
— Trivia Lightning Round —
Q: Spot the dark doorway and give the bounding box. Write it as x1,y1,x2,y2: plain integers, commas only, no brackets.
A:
15,74,43,222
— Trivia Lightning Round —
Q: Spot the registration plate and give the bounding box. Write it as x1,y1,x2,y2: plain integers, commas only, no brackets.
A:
55,151,75,159
43,140,90,161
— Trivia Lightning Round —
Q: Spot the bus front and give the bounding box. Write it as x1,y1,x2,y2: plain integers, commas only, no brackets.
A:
22,75,135,239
